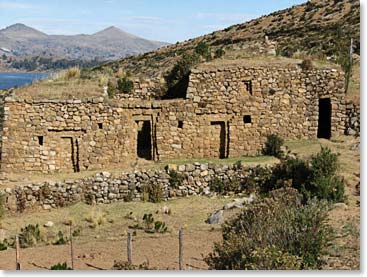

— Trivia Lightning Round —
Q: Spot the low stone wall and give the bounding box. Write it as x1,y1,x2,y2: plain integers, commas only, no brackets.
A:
345,102,360,136
0,162,260,212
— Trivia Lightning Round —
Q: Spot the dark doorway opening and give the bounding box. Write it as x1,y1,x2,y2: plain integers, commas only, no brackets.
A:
136,121,152,160
60,137,80,173
317,98,331,139
211,121,226,159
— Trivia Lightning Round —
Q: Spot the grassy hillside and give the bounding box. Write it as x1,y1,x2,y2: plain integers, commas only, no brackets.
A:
96,0,359,78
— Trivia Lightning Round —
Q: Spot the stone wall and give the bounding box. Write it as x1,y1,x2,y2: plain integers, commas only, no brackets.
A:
115,77,165,100
345,101,360,136
0,64,347,174
0,162,257,211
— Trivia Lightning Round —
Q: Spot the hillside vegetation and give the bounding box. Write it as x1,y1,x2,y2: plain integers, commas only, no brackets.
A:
97,0,359,78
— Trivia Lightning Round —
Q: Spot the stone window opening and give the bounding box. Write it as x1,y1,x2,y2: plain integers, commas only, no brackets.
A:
98,123,103,129
37,136,44,146
178,121,184,129
243,115,252,124
243,80,253,95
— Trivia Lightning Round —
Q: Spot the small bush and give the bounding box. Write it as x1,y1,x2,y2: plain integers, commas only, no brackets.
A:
19,224,42,248
0,240,8,251
98,75,109,87
214,48,225,59
154,221,168,233
143,213,154,230
85,209,107,229
209,177,225,194
50,262,72,270
168,170,184,188
252,147,344,203
65,67,81,79
262,134,284,158
117,77,134,93
107,80,117,99
205,188,332,269
300,59,313,70
195,41,211,60
148,183,164,203
165,52,200,89
72,227,81,237
209,177,243,194
53,231,68,245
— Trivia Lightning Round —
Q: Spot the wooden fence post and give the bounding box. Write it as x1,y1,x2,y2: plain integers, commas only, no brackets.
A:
15,235,20,270
127,232,132,264
70,225,74,270
179,229,183,270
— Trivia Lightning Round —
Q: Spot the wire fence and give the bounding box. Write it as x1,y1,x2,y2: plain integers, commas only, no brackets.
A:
11,227,209,270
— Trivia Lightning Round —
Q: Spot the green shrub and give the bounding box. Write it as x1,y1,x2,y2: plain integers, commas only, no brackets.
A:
214,48,225,59
72,227,81,237
310,147,339,178
168,170,184,188
107,81,117,98
254,147,344,203
209,177,243,194
117,77,134,93
143,213,154,230
50,262,72,270
53,231,69,245
195,42,211,60
19,224,41,248
165,52,200,89
147,183,164,203
0,240,8,251
154,221,168,233
262,134,284,158
205,188,332,269
209,177,225,194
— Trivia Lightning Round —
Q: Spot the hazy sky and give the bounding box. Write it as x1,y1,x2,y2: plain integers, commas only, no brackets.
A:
0,0,305,43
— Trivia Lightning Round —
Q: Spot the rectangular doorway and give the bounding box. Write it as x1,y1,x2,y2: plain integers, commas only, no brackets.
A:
60,137,80,173
136,120,152,160
317,98,331,139
210,121,226,159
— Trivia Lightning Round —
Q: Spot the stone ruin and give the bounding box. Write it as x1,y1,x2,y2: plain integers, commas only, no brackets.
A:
0,61,351,175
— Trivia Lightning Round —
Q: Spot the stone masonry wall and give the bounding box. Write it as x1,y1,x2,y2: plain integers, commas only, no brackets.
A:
0,64,347,174
345,101,360,136
0,162,257,212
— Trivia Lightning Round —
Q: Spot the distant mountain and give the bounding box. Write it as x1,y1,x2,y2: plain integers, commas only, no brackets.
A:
0,23,169,61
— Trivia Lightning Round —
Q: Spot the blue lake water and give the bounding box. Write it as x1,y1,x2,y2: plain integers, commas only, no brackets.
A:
0,72,51,90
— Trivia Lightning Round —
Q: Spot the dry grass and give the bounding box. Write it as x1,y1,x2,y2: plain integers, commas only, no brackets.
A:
346,63,360,104
12,77,103,101
197,56,340,71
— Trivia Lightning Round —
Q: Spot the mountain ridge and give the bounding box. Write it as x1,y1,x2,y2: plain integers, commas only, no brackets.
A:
0,23,169,62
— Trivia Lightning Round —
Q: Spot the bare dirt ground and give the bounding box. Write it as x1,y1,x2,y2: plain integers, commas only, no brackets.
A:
0,136,360,270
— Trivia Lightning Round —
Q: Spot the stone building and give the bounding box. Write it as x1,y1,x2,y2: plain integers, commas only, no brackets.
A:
0,61,347,174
